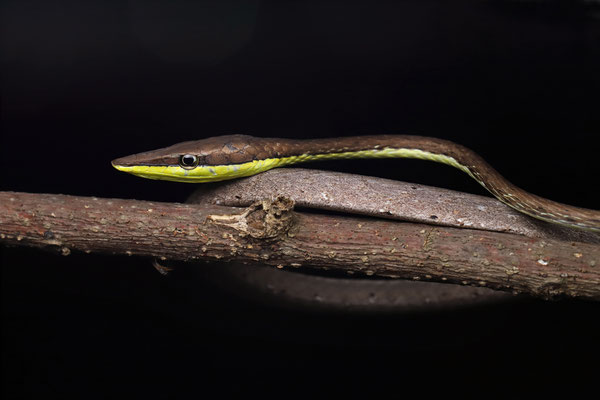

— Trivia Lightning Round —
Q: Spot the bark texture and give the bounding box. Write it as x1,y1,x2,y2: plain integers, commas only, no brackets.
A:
1,191,598,300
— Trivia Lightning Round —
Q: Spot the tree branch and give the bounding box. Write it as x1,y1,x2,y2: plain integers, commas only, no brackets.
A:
1,190,598,300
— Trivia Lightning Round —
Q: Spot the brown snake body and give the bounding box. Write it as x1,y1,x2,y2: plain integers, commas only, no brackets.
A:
112,135,600,231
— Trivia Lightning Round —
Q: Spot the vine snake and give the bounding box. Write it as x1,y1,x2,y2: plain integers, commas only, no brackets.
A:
112,135,600,232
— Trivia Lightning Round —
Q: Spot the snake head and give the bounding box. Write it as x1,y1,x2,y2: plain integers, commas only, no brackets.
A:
111,135,268,182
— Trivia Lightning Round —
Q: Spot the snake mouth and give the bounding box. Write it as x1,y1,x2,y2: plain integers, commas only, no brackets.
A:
111,160,128,170
111,163,185,182
111,162,134,172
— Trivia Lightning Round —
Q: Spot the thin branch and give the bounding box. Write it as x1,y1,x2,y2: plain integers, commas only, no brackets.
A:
1,190,598,300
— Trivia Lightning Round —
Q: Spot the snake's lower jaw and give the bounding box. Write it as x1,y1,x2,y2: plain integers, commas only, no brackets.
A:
111,163,148,179
111,163,160,181
111,162,127,172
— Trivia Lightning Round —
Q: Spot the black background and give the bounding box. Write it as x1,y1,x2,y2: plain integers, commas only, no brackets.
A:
2,0,599,397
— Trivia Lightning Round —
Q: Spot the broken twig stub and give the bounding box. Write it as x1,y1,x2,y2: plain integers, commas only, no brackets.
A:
207,196,295,239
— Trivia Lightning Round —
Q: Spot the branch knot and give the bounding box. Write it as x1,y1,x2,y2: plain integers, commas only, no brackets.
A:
206,196,295,239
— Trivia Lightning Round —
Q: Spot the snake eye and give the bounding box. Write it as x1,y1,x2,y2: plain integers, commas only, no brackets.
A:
179,154,199,169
